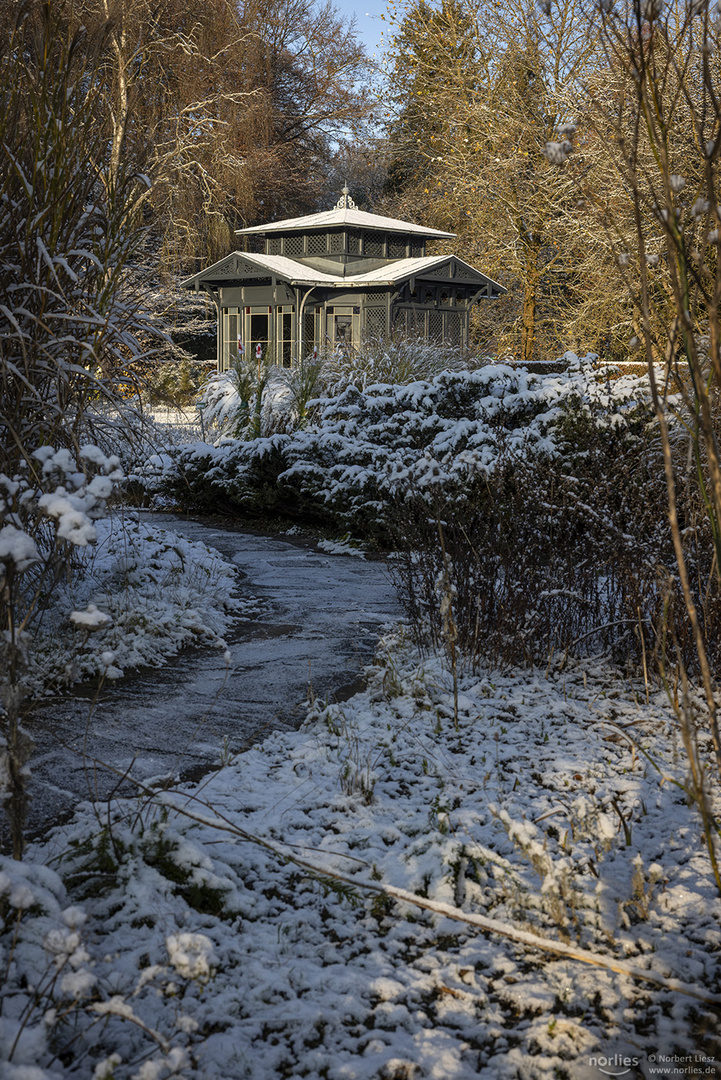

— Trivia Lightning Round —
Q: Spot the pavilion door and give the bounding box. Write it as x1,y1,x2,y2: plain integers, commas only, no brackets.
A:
222,307,241,371
244,307,271,364
327,306,360,350
276,307,294,367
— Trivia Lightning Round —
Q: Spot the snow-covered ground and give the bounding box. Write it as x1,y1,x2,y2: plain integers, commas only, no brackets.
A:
2,633,719,1078
2,366,719,1078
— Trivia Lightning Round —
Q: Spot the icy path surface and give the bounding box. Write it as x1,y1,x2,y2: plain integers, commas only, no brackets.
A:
23,514,399,838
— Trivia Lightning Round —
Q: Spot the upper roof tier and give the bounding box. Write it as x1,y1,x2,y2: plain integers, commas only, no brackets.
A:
235,188,455,240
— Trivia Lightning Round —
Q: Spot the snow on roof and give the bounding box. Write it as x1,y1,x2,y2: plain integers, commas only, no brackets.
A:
182,252,506,293
253,252,464,286
236,206,455,239
348,254,505,292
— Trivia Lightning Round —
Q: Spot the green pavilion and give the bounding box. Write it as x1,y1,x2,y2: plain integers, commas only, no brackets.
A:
181,189,506,369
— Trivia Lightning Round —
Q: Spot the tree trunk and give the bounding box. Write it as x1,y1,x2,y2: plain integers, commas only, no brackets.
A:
521,263,539,364
108,27,129,184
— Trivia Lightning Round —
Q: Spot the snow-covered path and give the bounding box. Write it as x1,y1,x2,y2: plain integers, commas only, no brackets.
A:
22,515,399,838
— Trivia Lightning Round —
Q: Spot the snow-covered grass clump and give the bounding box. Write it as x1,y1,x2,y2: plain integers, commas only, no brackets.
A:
317,533,366,557
29,515,263,692
196,337,476,440
133,358,653,538
2,633,718,1077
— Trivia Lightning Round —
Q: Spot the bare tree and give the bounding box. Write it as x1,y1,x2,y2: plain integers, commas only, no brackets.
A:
381,0,598,361
74,0,372,270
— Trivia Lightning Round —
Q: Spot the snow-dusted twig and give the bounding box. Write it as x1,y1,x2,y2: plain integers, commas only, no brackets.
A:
154,791,721,1006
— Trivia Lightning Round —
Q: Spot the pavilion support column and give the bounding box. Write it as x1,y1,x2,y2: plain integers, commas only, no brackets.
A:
295,288,302,362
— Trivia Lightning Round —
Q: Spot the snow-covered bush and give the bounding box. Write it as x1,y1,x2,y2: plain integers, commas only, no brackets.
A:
28,515,259,691
138,358,650,539
0,446,126,856
198,338,480,441
388,390,669,667
0,848,216,1078
388,381,721,674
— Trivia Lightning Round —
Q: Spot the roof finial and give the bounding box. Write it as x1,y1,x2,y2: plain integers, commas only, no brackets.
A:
335,182,357,210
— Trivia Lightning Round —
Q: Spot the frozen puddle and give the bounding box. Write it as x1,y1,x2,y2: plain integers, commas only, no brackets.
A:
21,515,399,838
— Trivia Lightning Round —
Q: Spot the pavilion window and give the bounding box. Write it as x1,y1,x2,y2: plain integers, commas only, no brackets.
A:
327,305,360,348
335,314,352,342
277,306,294,367
246,307,271,360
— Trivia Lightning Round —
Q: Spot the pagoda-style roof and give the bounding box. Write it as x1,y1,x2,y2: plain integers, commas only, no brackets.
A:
181,251,505,294
235,188,455,240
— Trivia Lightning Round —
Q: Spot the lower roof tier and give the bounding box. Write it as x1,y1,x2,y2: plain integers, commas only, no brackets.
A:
181,251,506,295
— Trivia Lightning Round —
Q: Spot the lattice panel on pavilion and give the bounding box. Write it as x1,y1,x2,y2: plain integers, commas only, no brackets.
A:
365,308,386,338
304,312,316,352
428,311,443,341
392,309,406,334
364,234,384,257
285,235,304,257
446,311,462,345
307,233,326,255
407,309,425,336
